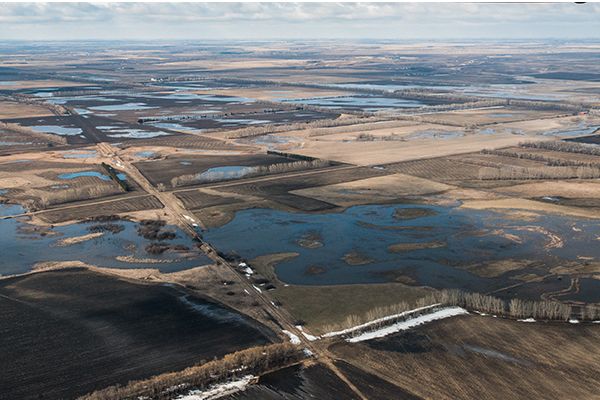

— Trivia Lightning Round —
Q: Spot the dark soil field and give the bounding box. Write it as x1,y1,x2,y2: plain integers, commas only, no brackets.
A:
0,269,273,400
37,194,164,223
135,153,297,187
118,133,255,150
222,363,359,400
0,128,59,155
331,314,600,400
334,360,421,400
567,133,600,145
220,166,386,198
0,159,91,173
175,189,243,210
383,157,483,183
209,166,384,212
178,166,386,218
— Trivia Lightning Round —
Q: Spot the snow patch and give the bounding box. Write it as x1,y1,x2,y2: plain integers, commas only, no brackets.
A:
323,303,442,338
296,325,319,341
518,318,536,323
176,375,255,400
569,319,580,324
282,330,301,345
301,332,319,341
347,307,469,343
183,215,196,223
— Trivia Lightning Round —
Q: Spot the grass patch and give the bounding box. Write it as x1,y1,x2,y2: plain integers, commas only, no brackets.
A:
388,241,447,253
270,283,432,335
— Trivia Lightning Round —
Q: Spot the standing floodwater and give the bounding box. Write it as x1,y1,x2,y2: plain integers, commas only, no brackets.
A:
0,205,211,276
204,203,600,295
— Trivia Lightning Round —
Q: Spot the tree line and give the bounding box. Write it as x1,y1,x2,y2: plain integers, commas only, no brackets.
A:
25,183,122,211
481,148,600,168
521,140,600,157
325,288,596,336
78,343,303,400
478,165,600,180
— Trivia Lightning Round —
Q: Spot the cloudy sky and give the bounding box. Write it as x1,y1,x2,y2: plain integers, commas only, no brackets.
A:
0,2,599,41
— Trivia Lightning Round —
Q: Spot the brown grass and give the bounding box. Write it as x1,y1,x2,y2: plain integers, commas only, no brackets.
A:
0,100,53,119
331,314,600,400
267,282,432,335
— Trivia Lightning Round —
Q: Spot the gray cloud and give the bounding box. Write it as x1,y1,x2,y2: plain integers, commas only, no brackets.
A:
0,2,598,39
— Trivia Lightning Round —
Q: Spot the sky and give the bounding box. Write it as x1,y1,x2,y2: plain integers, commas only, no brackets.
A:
0,2,599,41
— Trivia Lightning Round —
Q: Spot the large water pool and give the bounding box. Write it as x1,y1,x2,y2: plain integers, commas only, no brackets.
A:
0,205,212,276
203,203,600,294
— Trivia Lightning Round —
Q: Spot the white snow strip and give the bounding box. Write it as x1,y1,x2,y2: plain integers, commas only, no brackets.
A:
518,318,536,323
295,325,319,341
252,285,262,293
323,303,442,338
569,319,580,324
301,332,319,341
176,375,255,400
243,289,250,295
347,307,468,343
282,330,301,345
183,215,196,223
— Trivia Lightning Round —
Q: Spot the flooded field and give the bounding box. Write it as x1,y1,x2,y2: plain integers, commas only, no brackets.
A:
0,204,211,275
203,203,600,298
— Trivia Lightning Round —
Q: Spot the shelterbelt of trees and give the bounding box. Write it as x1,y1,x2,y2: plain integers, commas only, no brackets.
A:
79,343,303,400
